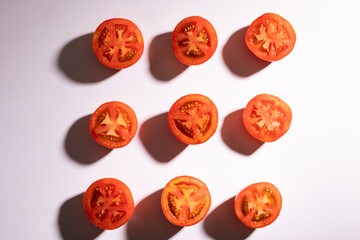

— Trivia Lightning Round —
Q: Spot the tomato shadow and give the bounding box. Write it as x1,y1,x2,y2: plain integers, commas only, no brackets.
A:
204,197,255,240
149,32,188,81
58,193,103,240
58,33,119,83
223,27,271,77
139,112,187,163
221,109,263,155
126,189,182,240
64,114,112,164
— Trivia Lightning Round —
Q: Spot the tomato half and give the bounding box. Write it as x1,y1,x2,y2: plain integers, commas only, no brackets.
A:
245,13,296,61
234,182,282,228
243,94,292,142
83,178,134,230
161,175,211,227
89,101,138,149
168,94,218,145
92,18,144,69
172,16,218,65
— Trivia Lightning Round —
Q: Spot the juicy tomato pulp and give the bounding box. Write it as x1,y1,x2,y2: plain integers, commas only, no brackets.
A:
243,94,292,142
172,16,218,65
168,94,218,145
89,101,138,149
235,182,282,228
161,176,211,226
83,178,134,230
92,18,144,69
245,13,296,61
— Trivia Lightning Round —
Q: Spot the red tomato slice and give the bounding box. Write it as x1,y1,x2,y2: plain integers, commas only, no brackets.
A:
92,18,144,69
161,175,211,227
172,16,218,65
245,13,296,61
89,101,138,149
83,178,134,230
234,182,282,228
243,94,292,142
168,94,218,145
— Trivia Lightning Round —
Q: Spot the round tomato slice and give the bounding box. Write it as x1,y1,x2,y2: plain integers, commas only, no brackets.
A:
83,178,134,230
168,94,218,145
89,101,138,149
172,16,218,65
243,94,292,142
234,182,282,228
92,18,144,69
161,175,211,227
245,13,296,61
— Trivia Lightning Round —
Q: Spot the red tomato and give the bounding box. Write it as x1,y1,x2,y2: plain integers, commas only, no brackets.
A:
172,16,218,65
92,18,144,69
168,94,218,145
245,13,296,61
83,178,134,230
161,175,211,227
89,101,138,149
234,182,282,228
243,94,292,142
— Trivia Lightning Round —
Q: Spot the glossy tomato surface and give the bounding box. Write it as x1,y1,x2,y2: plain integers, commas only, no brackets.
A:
243,94,292,142
161,175,211,227
92,18,144,69
89,101,138,149
168,94,218,145
172,16,218,65
245,13,296,61
83,178,134,230
235,182,282,228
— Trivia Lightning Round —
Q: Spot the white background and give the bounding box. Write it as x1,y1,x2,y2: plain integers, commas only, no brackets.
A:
1,0,359,239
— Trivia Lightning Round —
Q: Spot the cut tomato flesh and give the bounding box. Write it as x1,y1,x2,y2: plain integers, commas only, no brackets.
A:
172,16,218,65
98,24,138,63
89,101,138,148
235,182,282,228
245,13,296,61
243,94,292,142
251,22,291,57
241,188,276,222
176,22,210,57
168,94,218,145
94,110,130,140
167,182,206,221
84,178,134,230
172,102,212,138
161,176,211,226
92,18,144,69
250,101,283,132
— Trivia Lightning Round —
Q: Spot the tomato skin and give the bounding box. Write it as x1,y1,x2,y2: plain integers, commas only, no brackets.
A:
243,94,292,142
234,182,282,228
161,175,211,227
168,94,218,145
245,13,296,61
83,178,134,230
92,18,144,69
89,101,138,149
172,16,218,65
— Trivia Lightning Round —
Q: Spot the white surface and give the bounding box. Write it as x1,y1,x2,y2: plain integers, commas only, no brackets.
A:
1,0,359,239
